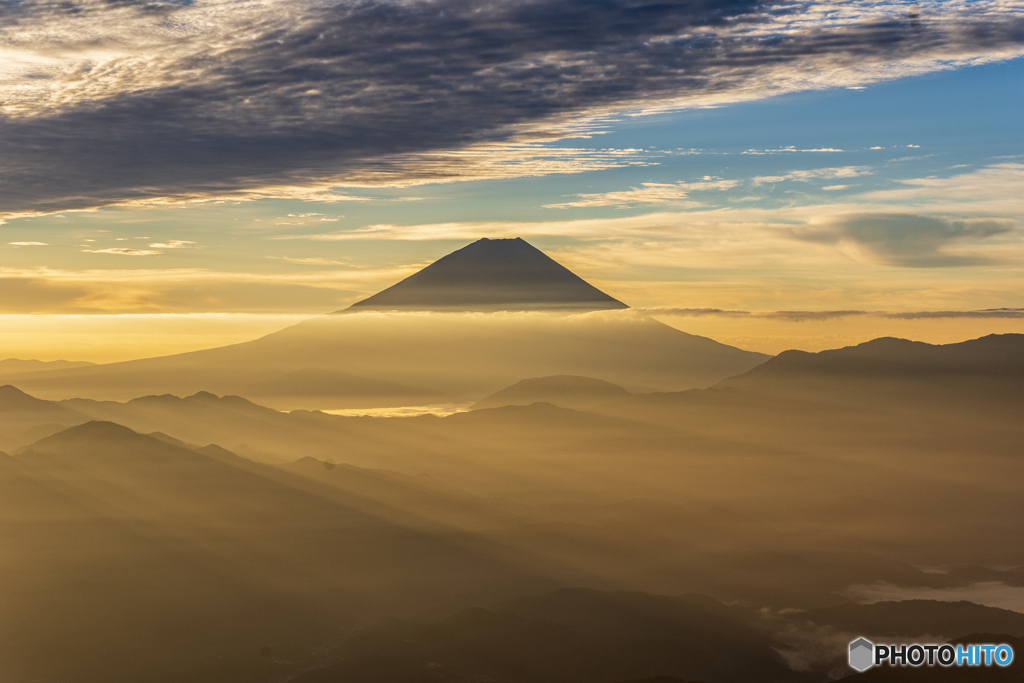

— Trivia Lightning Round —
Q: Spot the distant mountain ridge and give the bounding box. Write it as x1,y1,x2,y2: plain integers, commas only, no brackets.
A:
0,359,94,375
715,334,1024,408
346,238,628,312
721,334,1024,385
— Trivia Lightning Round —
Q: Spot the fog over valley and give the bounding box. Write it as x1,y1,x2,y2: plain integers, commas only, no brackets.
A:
1,238,1022,682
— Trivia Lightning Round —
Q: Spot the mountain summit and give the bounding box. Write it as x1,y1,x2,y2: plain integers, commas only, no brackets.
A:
6,238,769,407
346,238,628,311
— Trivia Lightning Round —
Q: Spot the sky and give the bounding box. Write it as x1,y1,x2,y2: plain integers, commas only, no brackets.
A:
1,0,1023,361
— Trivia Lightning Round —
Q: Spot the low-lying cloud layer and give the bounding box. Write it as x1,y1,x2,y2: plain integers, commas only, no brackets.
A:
646,308,1024,320
1,0,1023,216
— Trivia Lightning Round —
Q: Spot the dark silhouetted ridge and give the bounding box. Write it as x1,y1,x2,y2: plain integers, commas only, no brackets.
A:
1,384,60,411
713,333,1024,412
345,237,628,311
718,333,1024,391
23,420,144,452
799,600,1024,639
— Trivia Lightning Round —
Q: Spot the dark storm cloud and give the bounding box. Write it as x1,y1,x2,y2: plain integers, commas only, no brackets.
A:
791,213,1014,266
2,0,1023,214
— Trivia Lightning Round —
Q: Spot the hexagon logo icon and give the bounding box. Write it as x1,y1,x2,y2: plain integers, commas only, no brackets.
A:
849,637,874,672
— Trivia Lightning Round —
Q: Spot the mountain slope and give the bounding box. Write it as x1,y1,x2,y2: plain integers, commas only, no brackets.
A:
1,238,768,407
7,312,768,408
797,600,1024,639
1,421,550,683
715,334,1024,409
292,588,806,683
347,237,628,311
0,358,94,375
0,385,86,447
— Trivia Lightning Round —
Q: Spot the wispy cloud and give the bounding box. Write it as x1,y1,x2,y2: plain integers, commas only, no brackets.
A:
148,240,195,249
8,241,48,246
0,264,418,313
82,247,162,256
644,308,1024,321
742,147,847,155
544,179,739,209
753,167,872,185
272,256,348,266
0,0,1021,216
862,163,1024,211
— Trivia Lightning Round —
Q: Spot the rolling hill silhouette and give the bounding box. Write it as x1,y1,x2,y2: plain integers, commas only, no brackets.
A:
0,384,80,419
0,358,94,375
292,588,804,683
714,334,1024,410
2,421,553,683
3,375,1024,682
796,600,1024,639
5,238,768,407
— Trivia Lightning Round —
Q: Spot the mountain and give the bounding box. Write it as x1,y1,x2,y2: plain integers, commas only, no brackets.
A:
471,375,631,410
282,455,532,530
715,334,1024,410
347,237,628,311
0,358,94,375
2,421,550,683
795,600,1024,639
5,239,768,407
0,384,85,447
291,588,806,683
0,383,78,415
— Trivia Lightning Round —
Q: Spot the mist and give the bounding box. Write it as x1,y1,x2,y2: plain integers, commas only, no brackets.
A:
1,238,1021,683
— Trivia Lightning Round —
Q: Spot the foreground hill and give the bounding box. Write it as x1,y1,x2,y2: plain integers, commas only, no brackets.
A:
292,588,806,683
2,353,1023,568
1,421,550,683
2,364,1024,682
795,600,1024,639
290,592,1024,683
0,383,82,425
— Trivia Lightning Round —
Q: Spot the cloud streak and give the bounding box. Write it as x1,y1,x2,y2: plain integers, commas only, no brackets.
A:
82,247,162,256
544,179,739,209
1,0,1022,216
644,308,1024,320
0,263,419,313
753,166,872,185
